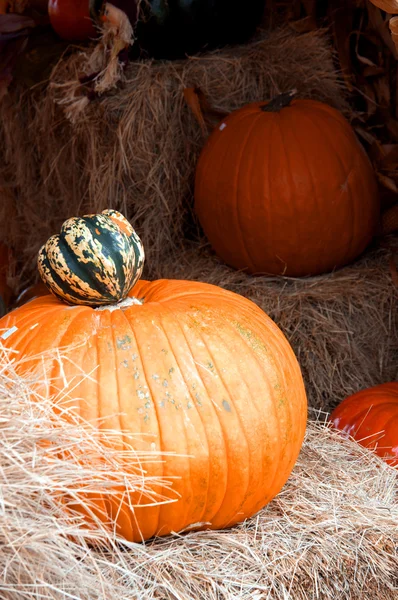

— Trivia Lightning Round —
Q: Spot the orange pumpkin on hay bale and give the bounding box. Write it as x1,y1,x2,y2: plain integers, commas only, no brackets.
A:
193,90,380,277
0,210,307,542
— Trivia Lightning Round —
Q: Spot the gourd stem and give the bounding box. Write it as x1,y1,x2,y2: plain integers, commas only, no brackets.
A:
261,89,297,113
95,296,143,312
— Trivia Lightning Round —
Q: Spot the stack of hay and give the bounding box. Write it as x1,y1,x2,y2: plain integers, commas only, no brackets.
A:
0,16,397,600
1,27,396,412
0,352,397,599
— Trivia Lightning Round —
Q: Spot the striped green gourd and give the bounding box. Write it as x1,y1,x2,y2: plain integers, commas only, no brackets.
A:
38,210,145,307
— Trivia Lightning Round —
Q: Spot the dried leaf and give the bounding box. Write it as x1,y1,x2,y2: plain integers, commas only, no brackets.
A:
373,75,391,106
369,139,387,164
389,16,398,55
385,117,398,139
379,145,398,169
328,0,355,90
289,16,317,33
356,52,378,66
362,65,385,76
0,14,35,33
355,126,379,145
366,0,398,58
367,0,398,13
377,172,398,192
382,204,398,234
357,78,378,116
183,87,207,134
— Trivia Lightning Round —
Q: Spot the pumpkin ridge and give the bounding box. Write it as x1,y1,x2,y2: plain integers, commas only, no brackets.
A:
300,101,353,129
122,307,165,539
169,306,229,525
354,410,386,443
14,306,87,378
108,309,135,541
234,112,264,273
91,323,101,426
1,313,46,363
301,104,379,259
276,109,302,273
240,111,270,273
195,109,253,266
262,115,276,271
290,107,345,271
232,303,306,468
47,311,91,413
222,313,288,510
243,309,301,482
359,402,398,426
298,106,358,262
290,105,328,275
194,323,253,527
191,328,234,525
96,308,136,541
156,308,207,530
205,323,268,524
109,309,129,440
0,302,58,348
283,107,324,271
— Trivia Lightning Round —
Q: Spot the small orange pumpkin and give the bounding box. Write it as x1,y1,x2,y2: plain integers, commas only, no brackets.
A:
329,383,398,467
194,91,380,277
0,210,307,542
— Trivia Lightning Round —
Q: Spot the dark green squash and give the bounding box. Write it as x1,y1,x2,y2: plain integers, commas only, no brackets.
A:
49,0,266,60
134,0,267,59
37,210,145,307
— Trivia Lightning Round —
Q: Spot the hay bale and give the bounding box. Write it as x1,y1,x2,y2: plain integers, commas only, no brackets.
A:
0,351,397,600
157,244,398,413
0,27,347,275
0,26,395,414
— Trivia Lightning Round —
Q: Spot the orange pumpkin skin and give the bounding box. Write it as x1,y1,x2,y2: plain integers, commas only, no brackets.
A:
194,98,380,277
330,383,398,467
0,279,307,541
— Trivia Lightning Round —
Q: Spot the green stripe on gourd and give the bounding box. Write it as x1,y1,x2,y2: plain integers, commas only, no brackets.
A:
37,210,145,307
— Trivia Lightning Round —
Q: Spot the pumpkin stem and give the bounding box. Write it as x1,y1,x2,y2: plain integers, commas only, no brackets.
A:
261,89,297,113
95,296,143,312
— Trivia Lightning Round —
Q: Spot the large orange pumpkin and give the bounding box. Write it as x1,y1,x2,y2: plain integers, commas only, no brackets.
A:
194,92,380,277
0,210,307,542
329,383,398,467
